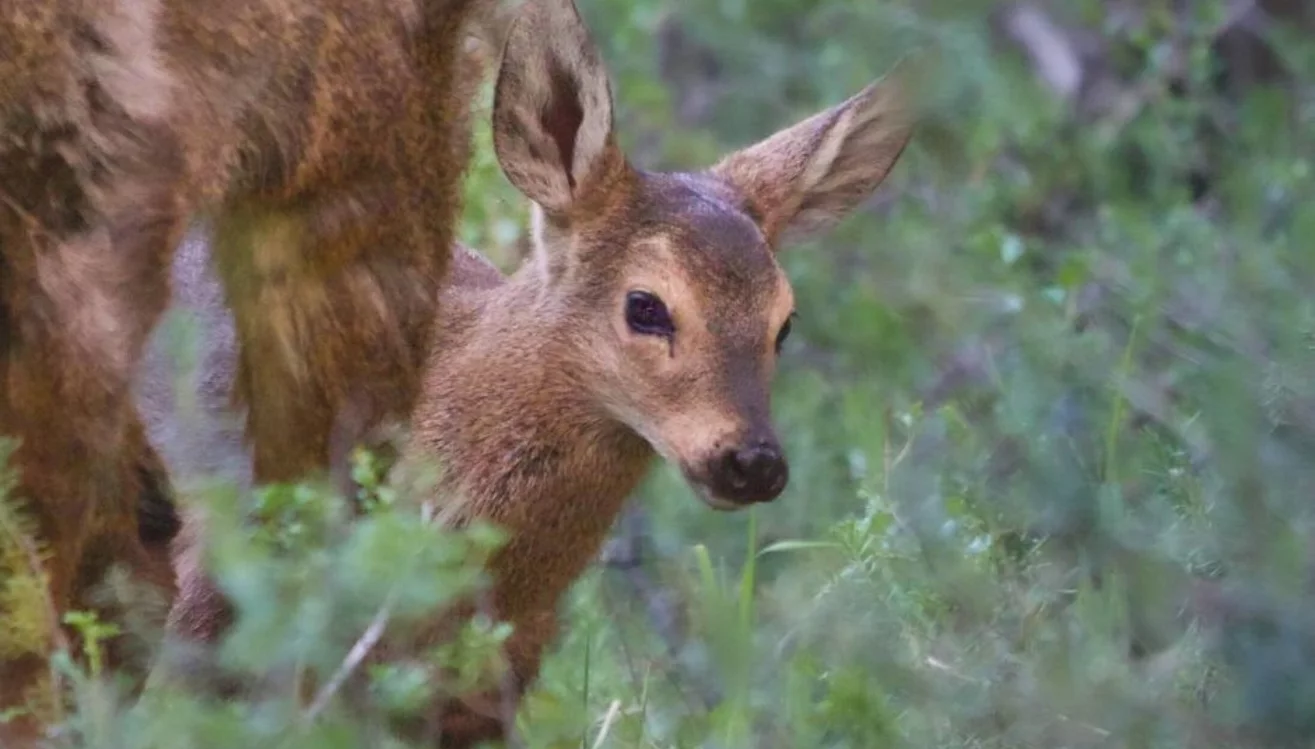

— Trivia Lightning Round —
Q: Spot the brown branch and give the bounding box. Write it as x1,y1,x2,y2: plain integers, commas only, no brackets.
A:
303,593,395,723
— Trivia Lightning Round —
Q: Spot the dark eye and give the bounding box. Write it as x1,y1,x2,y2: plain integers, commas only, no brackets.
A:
625,291,675,337
775,312,795,353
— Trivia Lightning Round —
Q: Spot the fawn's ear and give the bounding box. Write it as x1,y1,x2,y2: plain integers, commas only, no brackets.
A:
711,64,915,248
492,0,624,217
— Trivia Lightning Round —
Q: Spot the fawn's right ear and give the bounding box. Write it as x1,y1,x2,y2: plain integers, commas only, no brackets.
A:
491,0,624,218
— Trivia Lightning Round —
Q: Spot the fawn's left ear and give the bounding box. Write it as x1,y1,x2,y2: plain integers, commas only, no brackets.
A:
710,62,916,248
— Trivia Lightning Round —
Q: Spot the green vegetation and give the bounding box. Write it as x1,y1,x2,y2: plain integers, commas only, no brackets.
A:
4,0,1315,746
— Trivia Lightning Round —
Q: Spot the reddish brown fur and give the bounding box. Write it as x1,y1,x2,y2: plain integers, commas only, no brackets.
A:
397,2,914,736
150,0,915,745
0,0,502,740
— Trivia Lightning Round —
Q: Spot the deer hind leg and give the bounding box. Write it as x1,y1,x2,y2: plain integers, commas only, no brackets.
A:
160,186,448,648
0,4,186,737
211,189,446,485
0,103,184,745
0,158,185,741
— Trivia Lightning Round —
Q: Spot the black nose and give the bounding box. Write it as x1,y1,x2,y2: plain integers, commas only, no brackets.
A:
712,441,789,504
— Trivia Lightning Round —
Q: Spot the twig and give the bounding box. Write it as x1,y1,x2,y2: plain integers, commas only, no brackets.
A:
302,592,395,723
590,699,623,749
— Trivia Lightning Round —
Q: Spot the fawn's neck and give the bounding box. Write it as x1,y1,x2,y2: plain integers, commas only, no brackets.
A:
412,270,655,617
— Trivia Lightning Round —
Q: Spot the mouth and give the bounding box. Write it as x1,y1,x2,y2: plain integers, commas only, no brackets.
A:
687,477,751,512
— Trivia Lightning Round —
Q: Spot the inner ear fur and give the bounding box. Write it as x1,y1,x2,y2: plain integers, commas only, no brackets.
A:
490,0,628,218
710,61,917,248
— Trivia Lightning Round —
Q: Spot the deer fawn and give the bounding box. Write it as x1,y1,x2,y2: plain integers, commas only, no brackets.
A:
0,0,502,740
150,0,915,744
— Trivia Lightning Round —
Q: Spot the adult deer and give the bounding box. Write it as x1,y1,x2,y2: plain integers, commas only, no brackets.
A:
153,0,916,743
0,0,502,740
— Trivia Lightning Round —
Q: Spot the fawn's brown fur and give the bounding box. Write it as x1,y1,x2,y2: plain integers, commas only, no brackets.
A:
0,0,505,740
147,0,915,744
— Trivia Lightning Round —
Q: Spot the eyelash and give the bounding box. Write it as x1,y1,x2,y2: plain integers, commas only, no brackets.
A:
775,312,796,353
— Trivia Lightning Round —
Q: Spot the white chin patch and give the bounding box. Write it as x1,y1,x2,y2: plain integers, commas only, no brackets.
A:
691,482,745,512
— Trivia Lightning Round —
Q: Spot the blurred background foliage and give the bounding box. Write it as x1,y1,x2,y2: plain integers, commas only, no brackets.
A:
459,0,1315,746
7,0,1315,747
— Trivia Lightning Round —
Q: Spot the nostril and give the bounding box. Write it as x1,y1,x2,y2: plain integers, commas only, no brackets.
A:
723,449,751,489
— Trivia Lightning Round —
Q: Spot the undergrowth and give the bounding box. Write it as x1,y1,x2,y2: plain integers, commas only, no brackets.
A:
5,0,1315,746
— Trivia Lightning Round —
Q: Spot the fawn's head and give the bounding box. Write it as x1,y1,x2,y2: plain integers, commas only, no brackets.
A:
490,0,913,510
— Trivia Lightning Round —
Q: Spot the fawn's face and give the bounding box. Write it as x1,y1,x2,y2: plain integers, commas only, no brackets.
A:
565,172,798,508
492,0,914,509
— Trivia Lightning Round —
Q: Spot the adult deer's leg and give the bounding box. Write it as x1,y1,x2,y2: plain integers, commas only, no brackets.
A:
210,0,479,489
160,0,477,675
162,176,453,644
0,5,186,738
0,100,184,747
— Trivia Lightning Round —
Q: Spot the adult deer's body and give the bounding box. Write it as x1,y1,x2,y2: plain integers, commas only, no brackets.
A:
0,0,496,738
153,0,916,744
